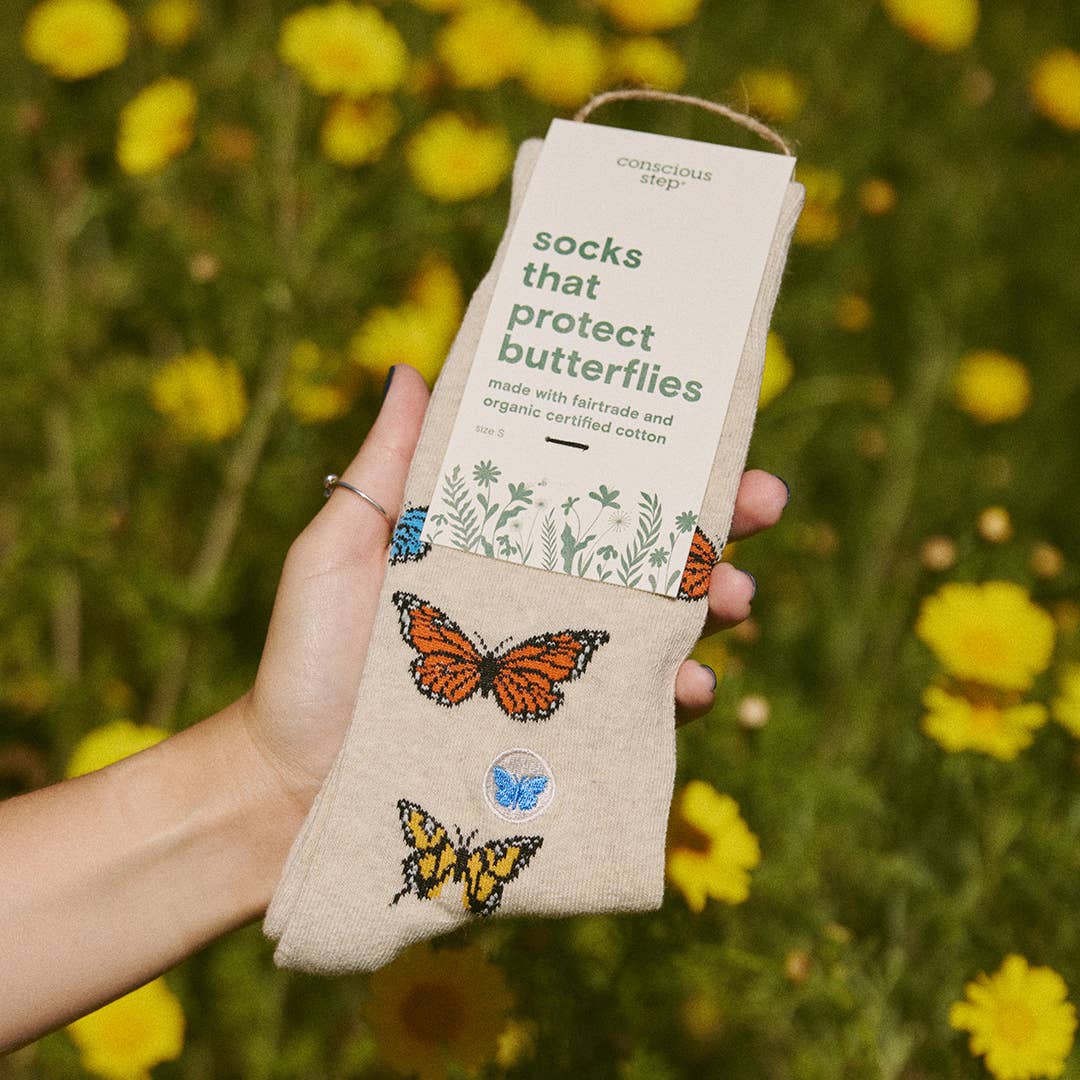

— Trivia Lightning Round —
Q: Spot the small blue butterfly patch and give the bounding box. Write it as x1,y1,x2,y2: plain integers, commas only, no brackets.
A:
493,766,549,812
389,505,431,565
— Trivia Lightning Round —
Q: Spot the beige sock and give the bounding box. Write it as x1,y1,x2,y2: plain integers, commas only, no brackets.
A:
264,135,804,973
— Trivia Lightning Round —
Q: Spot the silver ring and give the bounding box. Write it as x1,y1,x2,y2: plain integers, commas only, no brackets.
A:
323,474,393,526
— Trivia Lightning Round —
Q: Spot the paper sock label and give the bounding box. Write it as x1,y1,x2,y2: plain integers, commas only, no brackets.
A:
423,118,795,596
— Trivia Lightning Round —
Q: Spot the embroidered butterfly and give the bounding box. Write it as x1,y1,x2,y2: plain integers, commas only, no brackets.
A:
388,505,431,565
392,590,609,722
391,799,543,917
493,766,549,812
677,527,720,601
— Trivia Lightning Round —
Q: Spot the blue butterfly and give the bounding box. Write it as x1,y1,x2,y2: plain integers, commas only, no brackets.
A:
493,767,549,812
389,505,431,565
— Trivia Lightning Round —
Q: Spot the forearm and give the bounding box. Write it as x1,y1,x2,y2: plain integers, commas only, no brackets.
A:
0,696,305,1052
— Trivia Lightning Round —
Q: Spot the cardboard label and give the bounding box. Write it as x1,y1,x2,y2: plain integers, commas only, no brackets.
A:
422,118,795,596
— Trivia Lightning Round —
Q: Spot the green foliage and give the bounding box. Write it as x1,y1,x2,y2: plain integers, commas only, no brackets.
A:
2,0,1080,1077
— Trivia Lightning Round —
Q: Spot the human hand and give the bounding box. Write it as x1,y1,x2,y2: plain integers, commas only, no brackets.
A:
242,364,789,814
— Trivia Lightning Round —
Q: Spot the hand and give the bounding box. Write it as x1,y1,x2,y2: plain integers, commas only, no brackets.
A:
243,364,789,812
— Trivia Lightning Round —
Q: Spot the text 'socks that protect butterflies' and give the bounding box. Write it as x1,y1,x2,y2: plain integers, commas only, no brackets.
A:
392,590,609,722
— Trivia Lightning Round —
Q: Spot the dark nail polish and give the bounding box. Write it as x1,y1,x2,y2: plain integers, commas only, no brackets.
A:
381,365,396,401
702,664,717,692
741,569,757,597
776,475,791,506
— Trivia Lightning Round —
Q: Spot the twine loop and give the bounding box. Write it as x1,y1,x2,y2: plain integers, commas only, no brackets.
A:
573,89,793,157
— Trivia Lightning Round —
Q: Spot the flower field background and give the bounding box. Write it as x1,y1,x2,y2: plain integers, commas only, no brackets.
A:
2,0,1079,1077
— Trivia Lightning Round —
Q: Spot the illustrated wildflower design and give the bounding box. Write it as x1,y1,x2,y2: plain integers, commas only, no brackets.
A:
66,719,169,778
66,977,185,1080
22,0,129,80
365,942,514,1080
151,349,248,442
953,351,1032,424
949,955,1077,1080
666,780,761,911
916,581,1056,692
117,77,197,176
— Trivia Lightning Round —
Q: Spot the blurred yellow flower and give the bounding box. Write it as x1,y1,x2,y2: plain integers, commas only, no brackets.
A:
145,0,199,47
406,112,512,202
666,780,760,912
794,165,843,245
882,0,978,53
953,350,1032,424
67,978,185,1080
735,67,805,123
758,332,793,408
408,254,465,338
835,293,873,332
606,37,686,91
116,77,197,177
365,942,513,1080
858,177,897,215
1030,48,1080,132
284,341,353,423
495,1019,537,1069
949,955,1076,1080
597,0,702,33
279,2,408,98
66,719,168,778
23,0,129,80
522,25,605,109
436,0,541,89
151,349,247,442
411,0,466,9
916,581,1056,692
921,685,1047,761
1052,664,1080,738
320,97,399,166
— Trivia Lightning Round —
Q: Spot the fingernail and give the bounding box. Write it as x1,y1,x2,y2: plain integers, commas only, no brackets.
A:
382,365,396,402
775,475,791,506
701,664,717,692
741,569,757,598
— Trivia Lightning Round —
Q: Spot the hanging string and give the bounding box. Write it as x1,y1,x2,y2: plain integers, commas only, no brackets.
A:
573,88,794,157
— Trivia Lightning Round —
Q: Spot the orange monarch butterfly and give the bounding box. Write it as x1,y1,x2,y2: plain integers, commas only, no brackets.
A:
391,799,543,917
677,527,720,601
392,590,609,722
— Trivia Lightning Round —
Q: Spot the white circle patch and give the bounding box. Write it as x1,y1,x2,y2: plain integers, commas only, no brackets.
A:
483,748,554,823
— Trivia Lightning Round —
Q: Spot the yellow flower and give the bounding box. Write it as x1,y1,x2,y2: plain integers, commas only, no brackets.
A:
606,37,686,91
116,77,197,177
67,977,185,1080
406,112,512,202
794,165,843,245
436,0,541,89
145,0,199,47
151,349,247,441
411,0,466,9
495,1019,538,1069
66,719,168,779
735,67,805,123
1030,48,1080,131
1052,664,1080,738
320,97,399,166
23,0,129,80
758,332,793,408
597,0,702,33
284,340,353,423
835,293,873,332
882,0,978,53
279,2,408,98
522,25,605,109
949,955,1076,1080
666,780,760,912
953,350,1032,424
408,254,465,338
858,177,898,215
916,581,1056,692
921,685,1047,761
365,942,513,1080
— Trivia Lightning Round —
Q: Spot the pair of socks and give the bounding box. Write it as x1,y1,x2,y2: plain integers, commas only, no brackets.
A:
264,134,804,973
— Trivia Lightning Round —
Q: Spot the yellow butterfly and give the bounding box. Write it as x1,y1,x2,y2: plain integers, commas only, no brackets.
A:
390,799,543,917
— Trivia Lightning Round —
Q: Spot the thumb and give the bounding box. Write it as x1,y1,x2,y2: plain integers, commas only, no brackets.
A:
318,364,431,552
